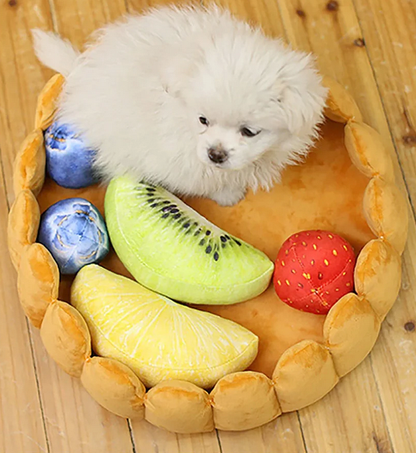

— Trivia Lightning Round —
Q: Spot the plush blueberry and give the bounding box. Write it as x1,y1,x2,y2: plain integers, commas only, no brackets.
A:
38,198,110,274
44,122,99,188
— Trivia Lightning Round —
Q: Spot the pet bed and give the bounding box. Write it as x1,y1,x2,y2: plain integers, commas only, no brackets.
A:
7,73,408,433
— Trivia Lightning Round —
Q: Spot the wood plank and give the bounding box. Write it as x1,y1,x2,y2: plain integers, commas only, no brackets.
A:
204,0,285,38
367,261,416,451
126,0,186,14
0,2,55,452
0,170,49,453
276,1,416,452
297,361,394,453
48,0,126,49
277,0,397,146
353,0,416,208
3,0,135,451
29,328,134,453
0,0,55,205
130,420,222,453
216,414,307,453
349,10,416,444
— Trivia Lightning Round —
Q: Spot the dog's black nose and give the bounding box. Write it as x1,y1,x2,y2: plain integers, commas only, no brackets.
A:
208,147,228,164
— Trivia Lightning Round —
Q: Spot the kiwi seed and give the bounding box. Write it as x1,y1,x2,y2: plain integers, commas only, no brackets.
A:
134,182,249,262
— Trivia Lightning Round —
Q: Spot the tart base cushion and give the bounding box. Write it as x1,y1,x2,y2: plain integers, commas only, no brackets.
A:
9,73,408,433
40,120,376,378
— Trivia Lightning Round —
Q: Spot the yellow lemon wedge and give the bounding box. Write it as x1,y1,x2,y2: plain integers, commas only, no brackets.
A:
71,265,258,388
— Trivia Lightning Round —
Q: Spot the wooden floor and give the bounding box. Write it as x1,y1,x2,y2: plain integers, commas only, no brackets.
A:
1,0,416,452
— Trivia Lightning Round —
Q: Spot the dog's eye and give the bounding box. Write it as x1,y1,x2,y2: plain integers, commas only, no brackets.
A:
199,116,209,126
241,127,259,138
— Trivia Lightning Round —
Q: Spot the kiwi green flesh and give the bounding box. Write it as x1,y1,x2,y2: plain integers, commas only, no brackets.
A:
104,175,274,305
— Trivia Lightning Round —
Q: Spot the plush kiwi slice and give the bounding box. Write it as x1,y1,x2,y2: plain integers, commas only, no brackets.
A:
104,175,273,305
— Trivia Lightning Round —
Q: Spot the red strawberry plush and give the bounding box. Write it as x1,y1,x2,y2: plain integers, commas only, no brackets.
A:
273,230,356,315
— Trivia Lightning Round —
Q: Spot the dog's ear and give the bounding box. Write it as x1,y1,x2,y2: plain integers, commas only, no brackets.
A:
277,85,323,135
272,53,327,135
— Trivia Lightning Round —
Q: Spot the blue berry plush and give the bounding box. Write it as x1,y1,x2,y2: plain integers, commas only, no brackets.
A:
44,122,99,189
38,198,110,274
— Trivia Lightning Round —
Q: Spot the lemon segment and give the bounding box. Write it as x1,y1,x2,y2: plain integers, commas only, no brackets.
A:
71,265,258,388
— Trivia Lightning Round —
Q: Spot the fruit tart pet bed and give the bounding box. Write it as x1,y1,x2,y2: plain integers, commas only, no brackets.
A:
8,73,408,433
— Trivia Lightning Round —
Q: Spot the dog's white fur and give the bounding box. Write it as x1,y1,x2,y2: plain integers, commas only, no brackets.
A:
33,6,327,206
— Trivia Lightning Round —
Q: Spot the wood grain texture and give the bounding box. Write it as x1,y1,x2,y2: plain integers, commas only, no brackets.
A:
130,420,222,453
48,0,126,49
1,0,415,452
276,1,416,452
0,167,48,453
0,0,55,206
204,0,285,36
349,6,416,445
216,414,308,453
30,329,134,453
0,0,136,451
353,0,416,207
296,361,394,453
127,0,187,14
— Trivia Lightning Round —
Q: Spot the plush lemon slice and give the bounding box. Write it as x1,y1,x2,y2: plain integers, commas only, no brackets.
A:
71,265,258,388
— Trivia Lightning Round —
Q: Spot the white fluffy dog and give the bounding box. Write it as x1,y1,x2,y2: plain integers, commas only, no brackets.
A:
33,5,327,206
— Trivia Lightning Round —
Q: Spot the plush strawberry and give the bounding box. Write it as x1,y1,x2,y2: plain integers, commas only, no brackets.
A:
273,230,356,315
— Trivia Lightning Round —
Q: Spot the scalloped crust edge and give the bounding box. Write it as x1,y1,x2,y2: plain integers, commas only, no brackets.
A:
6,74,408,432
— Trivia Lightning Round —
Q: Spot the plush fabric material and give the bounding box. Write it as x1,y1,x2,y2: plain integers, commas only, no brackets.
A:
345,121,395,182
185,120,374,376
354,239,402,318
145,381,214,433
35,74,65,130
37,198,110,274
36,120,375,378
322,76,362,123
211,371,281,431
104,176,274,305
13,129,45,197
323,293,380,376
7,73,409,433
81,356,146,419
272,340,339,412
40,301,91,377
44,122,99,188
17,243,59,328
8,189,40,270
273,230,356,314
37,120,375,379
71,265,258,388
364,178,408,254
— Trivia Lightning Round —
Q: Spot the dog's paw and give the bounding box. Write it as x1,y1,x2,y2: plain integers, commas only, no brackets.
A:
210,189,246,207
